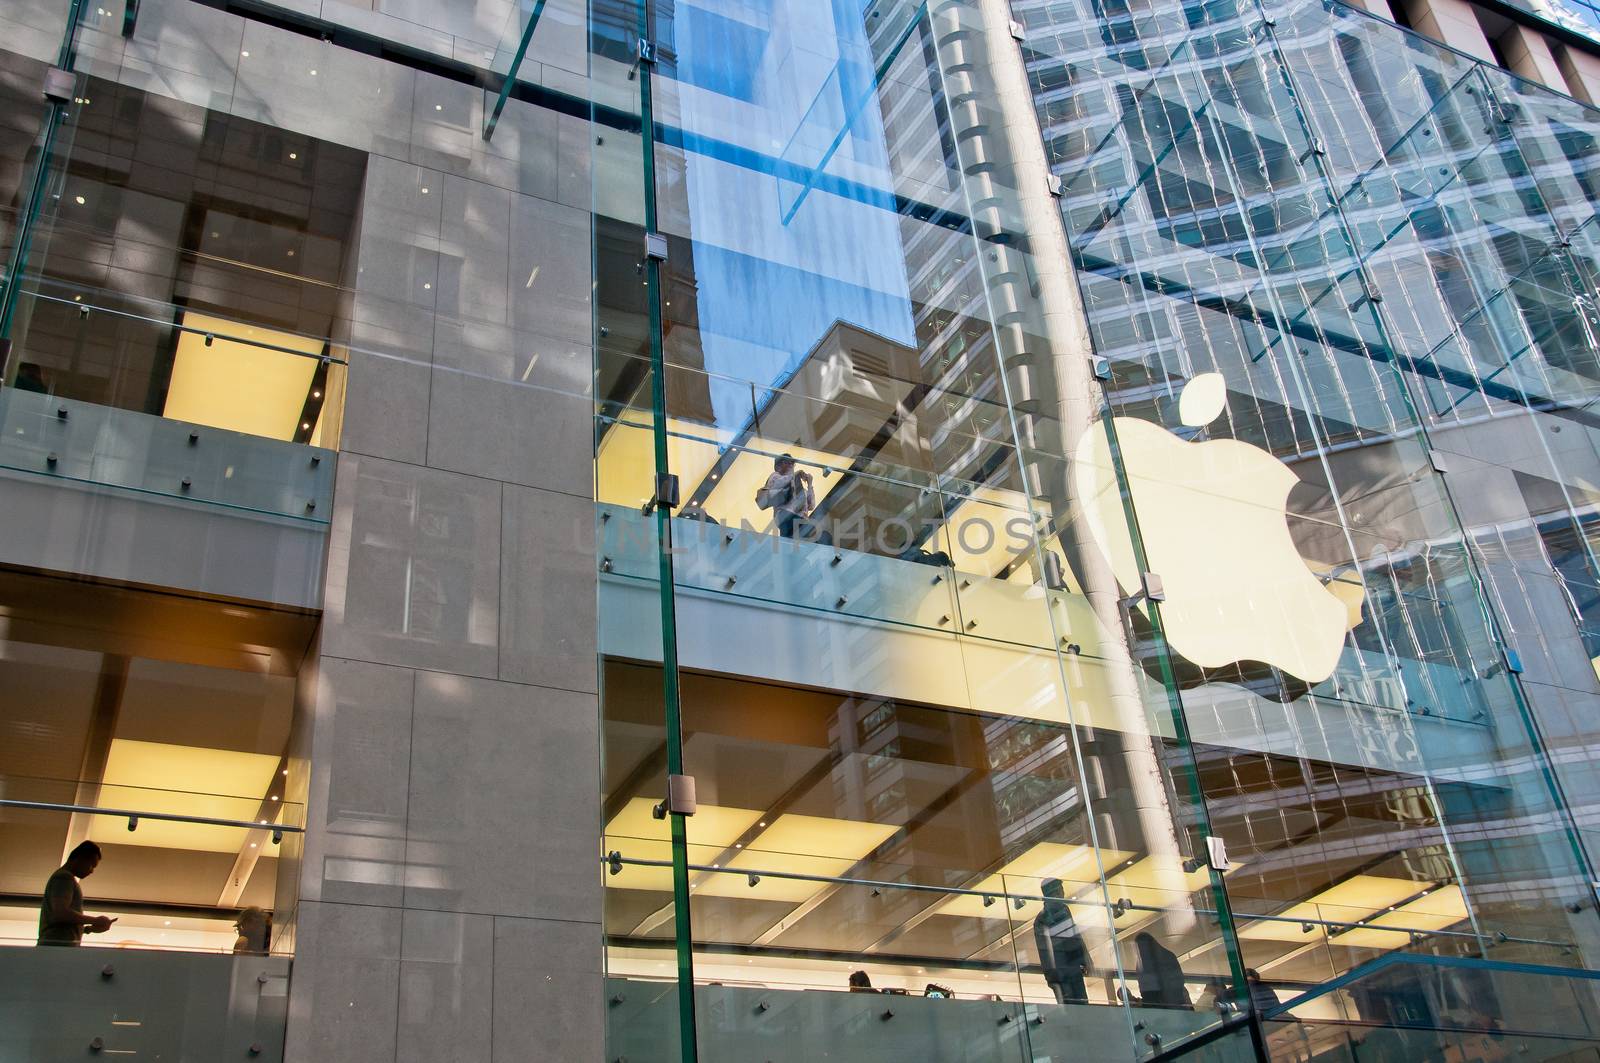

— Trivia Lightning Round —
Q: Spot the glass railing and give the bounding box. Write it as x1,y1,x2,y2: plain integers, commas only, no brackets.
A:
601,848,1586,1060
603,851,1239,1060
0,774,304,954
0,276,343,522
596,389,1521,744
1266,1017,1600,1063
1260,952,1600,1063
0,944,290,1061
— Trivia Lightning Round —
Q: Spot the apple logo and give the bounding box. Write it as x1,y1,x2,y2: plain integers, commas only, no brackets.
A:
1073,372,1351,684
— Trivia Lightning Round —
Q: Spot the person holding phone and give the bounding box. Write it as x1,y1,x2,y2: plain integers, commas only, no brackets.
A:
38,841,116,946
756,454,816,539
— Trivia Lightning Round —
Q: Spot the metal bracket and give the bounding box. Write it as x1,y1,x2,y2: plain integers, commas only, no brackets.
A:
1044,171,1064,197
1501,646,1524,675
1206,835,1232,871
655,472,679,509
43,67,76,105
645,231,668,262
652,774,697,818
1427,448,1454,475
1091,355,1112,381
1120,572,1164,608
637,37,657,64
641,472,679,516
1008,18,1025,40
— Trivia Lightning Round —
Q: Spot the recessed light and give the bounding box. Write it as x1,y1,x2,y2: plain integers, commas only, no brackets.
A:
249,842,257,848
286,249,295,256
240,50,249,57
420,187,429,194
74,195,85,205
312,390,321,398
423,282,432,290
288,152,297,160
270,795,280,801
434,103,443,111
301,422,311,430
309,69,318,75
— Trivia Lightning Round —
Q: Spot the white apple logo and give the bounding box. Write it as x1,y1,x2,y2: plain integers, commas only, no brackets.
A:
1073,372,1350,684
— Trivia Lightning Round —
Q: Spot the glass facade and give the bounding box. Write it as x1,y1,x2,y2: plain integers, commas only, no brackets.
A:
4,0,1600,1057
590,0,1600,1057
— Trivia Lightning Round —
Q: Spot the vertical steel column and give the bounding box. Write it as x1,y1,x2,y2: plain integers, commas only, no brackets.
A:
635,0,699,1058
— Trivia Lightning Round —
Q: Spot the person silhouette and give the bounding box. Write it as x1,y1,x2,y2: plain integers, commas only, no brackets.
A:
1134,932,1191,1009
233,906,271,954
1033,877,1090,1005
38,841,115,946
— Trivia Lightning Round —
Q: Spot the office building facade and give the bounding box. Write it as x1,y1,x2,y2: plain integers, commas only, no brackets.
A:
4,0,1600,1058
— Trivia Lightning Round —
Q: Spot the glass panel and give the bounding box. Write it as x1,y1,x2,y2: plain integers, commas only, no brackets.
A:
0,948,291,1060
0,569,309,951
1017,0,1600,1051
594,1,696,1060
0,55,362,516
599,0,1600,1056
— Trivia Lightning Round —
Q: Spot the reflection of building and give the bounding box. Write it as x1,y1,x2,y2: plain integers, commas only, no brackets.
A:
4,0,1600,1058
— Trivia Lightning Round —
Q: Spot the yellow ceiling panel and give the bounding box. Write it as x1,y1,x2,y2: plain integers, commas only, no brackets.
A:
596,413,727,512
162,311,323,441
711,814,898,903
1240,875,1434,943
87,739,280,853
1334,885,1469,949
602,797,763,893
934,842,1134,920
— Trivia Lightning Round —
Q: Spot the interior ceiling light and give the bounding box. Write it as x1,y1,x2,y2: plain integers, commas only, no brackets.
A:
1335,885,1468,948
603,797,762,894
163,311,322,441
1239,875,1437,943
934,842,1133,922
88,739,280,853
707,814,897,903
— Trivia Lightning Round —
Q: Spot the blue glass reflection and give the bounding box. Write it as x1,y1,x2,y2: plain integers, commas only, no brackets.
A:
672,0,917,425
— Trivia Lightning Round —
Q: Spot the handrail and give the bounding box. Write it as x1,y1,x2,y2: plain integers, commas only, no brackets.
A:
25,291,348,367
1267,951,1600,1023
602,851,1573,949
0,799,303,836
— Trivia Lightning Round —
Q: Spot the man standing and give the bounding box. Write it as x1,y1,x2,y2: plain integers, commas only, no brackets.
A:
1034,877,1090,1005
38,841,115,946
755,453,816,539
